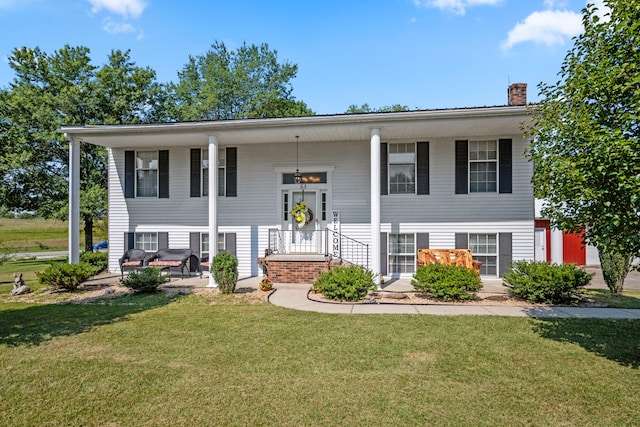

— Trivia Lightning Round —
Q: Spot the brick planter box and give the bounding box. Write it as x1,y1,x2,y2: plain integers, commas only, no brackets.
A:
262,254,341,284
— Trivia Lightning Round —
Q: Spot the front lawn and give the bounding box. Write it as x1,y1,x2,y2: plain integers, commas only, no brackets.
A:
1,294,639,426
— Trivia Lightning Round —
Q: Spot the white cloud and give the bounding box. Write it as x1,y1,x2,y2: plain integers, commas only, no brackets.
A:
502,9,582,50
102,17,135,34
412,0,501,15
88,0,147,19
502,0,613,50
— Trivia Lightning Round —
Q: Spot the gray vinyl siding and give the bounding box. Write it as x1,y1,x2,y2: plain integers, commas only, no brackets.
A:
381,136,533,223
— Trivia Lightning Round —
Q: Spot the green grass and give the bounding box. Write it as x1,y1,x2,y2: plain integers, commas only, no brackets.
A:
583,288,640,309
0,257,68,292
0,218,73,252
1,295,639,426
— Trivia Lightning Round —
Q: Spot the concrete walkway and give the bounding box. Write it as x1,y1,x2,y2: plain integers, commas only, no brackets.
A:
267,282,640,318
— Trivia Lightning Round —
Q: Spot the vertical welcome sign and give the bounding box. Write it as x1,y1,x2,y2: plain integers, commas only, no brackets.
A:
331,210,341,258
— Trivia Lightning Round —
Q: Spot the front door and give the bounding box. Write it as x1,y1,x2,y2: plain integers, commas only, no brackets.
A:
283,190,323,253
291,190,318,253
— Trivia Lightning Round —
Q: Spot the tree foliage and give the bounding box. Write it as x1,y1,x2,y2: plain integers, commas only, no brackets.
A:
527,1,640,292
344,103,410,114
0,46,166,249
167,41,313,121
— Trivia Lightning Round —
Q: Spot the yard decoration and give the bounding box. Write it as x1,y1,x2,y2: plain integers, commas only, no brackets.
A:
259,277,273,291
291,200,313,228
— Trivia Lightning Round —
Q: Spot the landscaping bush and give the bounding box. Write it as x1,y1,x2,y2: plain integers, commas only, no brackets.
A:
80,251,108,272
503,260,594,304
411,264,482,301
313,265,377,301
37,262,97,291
211,251,238,294
120,267,169,293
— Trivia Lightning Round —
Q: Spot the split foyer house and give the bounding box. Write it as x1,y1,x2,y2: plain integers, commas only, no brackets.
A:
61,83,535,285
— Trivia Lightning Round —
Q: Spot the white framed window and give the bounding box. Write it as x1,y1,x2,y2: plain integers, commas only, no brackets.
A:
202,150,209,197
201,233,210,261
469,140,497,193
218,151,226,197
136,151,158,197
217,232,225,252
469,233,497,275
389,233,415,274
201,232,225,258
136,232,158,252
389,143,416,194
283,193,289,221
199,149,226,197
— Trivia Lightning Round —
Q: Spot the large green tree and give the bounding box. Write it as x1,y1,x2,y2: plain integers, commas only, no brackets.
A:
0,46,166,250
168,41,313,121
527,0,640,293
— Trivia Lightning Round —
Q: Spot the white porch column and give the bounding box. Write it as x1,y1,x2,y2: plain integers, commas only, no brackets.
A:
208,135,219,287
67,135,80,264
370,128,381,287
550,228,564,265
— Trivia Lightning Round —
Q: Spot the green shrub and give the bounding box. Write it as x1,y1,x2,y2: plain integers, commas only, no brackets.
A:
211,251,238,294
37,262,97,291
503,260,594,304
313,265,377,302
411,264,482,301
120,267,169,293
80,251,108,272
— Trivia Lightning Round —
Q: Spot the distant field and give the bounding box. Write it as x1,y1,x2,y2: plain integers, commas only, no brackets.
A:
0,218,107,252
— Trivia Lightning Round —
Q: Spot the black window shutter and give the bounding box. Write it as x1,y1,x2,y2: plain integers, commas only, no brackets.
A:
416,233,429,251
124,232,135,251
225,232,237,256
455,140,468,194
455,233,468,249
498,139,512,194
226,147,237,197
380,232,388,276
190,149,201,197
124,151,135,198
189,232,201,257
158,150,169,198
498,233,512,276
417,141,429,195
158,232,169,249
380,142,388,196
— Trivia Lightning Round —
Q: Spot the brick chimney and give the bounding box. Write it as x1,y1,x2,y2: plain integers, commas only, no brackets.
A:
508,83,527,106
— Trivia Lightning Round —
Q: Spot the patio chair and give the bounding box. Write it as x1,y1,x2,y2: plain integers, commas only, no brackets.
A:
119,248,149,278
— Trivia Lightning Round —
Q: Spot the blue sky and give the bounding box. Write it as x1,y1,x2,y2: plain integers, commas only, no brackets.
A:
0,0,607,115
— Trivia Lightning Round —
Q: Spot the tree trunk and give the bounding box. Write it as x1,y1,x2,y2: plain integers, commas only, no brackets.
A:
84,218,93,252
598,250,631,294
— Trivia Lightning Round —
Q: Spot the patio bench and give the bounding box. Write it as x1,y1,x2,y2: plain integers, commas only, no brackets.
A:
147,248,195,279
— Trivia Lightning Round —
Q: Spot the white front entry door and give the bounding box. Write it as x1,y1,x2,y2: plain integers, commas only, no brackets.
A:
534,228,547,262
284,190,323,253
291,190,318,253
